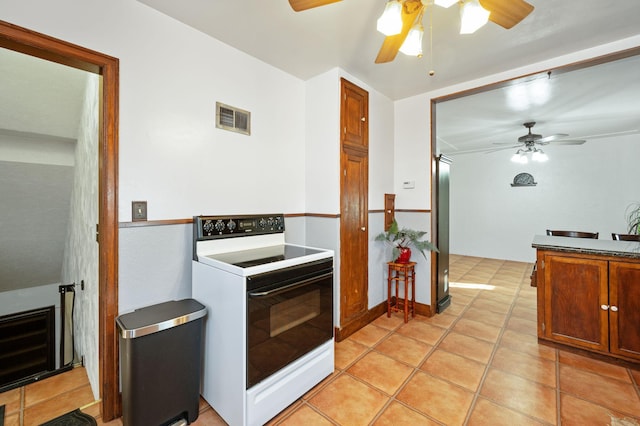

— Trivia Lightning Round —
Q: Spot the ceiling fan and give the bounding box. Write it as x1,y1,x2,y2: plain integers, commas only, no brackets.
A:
494,121,587,150
288,0,534,64
491,121,586,163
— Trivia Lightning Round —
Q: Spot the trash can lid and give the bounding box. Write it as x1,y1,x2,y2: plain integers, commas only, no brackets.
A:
116,298,207,339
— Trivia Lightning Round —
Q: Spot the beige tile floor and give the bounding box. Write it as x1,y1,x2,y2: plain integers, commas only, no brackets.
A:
3,255,640,425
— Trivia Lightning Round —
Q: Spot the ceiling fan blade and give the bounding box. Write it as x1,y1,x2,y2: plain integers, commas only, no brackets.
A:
479,0,534,29
537,133,569,143
288,0,341,12
548,140,586,145
375,1,423,64
483,145,522,154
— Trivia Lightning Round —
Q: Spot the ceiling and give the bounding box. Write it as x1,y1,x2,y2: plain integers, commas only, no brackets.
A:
436,53,640,156
136,0,640,155
137,0,640,101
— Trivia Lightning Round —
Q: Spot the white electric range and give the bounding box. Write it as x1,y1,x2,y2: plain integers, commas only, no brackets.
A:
192,214,334,426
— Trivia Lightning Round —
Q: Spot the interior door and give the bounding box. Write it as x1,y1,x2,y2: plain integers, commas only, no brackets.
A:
339,78,369,330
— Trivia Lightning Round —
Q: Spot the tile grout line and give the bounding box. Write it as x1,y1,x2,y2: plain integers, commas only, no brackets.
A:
382,258,517,425
20,386,24,426
556,338,562,426
460,258,515,425
459,259,552,425
477,267,558,426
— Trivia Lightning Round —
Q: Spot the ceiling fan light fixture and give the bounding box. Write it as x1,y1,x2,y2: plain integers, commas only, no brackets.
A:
511,150,528,164
434,0,458,8
399,23,424,57
377,0,403,36
532,148,549,162
459,0,490,34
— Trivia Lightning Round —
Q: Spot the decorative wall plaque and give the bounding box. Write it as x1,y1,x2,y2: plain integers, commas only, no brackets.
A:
511,172,537,187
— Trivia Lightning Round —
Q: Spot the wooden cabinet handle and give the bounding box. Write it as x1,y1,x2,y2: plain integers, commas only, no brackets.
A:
610,305,619,312
600,304,609,310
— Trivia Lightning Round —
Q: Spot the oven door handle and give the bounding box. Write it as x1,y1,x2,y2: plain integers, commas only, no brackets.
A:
247,272,332,298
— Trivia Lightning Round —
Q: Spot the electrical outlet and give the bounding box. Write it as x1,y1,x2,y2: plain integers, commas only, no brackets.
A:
132,201,147,221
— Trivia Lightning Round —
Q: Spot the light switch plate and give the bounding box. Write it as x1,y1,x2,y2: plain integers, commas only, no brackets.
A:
132,201,147,221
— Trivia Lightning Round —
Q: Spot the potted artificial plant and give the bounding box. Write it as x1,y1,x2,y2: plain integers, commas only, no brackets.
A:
375,219,438,263
626,203,640,235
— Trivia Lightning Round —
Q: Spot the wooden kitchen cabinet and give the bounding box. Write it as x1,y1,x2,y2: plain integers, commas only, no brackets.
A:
534,235,640,364
540,253,609,352
609,261,640,360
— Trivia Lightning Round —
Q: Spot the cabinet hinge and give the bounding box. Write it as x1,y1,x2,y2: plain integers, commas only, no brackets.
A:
541,260,544,269
96,224,99,243
541,322,545,332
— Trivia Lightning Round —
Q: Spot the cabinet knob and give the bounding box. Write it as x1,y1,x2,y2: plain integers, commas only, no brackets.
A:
361,227,366,232
600,304,609,311
610,305,619,312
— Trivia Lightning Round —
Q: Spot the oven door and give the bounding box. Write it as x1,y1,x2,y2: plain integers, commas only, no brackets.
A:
246,258,333,388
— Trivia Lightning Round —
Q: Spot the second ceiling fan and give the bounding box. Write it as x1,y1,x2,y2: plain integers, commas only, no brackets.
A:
288,0,534,64
491,121,587,152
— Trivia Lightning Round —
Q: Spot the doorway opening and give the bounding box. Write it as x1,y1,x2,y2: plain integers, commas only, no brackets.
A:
0,20,120,421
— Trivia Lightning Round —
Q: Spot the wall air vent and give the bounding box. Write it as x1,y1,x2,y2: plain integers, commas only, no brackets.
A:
216,102,251,136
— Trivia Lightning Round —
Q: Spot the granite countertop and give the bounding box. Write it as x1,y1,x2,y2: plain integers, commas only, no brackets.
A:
532,235,640,259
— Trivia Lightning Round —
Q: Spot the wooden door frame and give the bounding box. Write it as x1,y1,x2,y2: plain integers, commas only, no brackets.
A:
0,20,120,420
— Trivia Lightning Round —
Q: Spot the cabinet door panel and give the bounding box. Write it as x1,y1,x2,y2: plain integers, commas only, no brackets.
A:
609,261,640,360
544,255,609,351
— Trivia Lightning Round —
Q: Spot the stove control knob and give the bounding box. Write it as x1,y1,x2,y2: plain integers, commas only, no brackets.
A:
259,218,267,229
274,216,284,229
203,220,214,234
227,220,236,232
267,217,274,228
214,220,225,233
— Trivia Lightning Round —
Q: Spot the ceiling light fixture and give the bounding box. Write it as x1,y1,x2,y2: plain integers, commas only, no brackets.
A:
511,146,548,164
376,0,492,63
434,0,458,7
459,0,491,34
531,149,549,162
399,23,424,56
377,0,403,36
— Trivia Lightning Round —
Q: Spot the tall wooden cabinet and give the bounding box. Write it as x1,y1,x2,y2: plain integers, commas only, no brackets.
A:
339,78,369,338
535,242,640,363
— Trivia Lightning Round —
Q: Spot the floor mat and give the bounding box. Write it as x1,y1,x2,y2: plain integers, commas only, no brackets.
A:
40,409,96,426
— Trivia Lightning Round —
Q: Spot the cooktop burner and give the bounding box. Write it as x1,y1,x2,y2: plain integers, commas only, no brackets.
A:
204,244,326,268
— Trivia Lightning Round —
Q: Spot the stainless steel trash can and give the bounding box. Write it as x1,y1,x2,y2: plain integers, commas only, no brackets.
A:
116,299,207,426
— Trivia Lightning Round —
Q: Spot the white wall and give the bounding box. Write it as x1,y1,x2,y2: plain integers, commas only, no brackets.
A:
61,73,100,396
305,69,340,214
3,0,308,221
450,134,640,262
